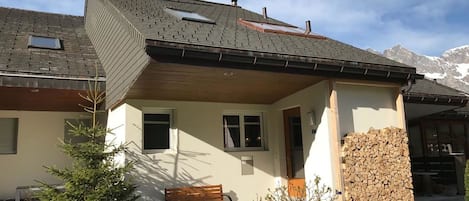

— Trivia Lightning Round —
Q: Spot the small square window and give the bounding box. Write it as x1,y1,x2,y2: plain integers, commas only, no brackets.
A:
0,118,18,154
143,109,175,153
28,35,62,50
164,8,215,24
223,112,265,151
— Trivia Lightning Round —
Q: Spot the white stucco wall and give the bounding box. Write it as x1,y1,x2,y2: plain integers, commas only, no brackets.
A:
110,101,276,201
0,110,85,199
336,83,399,136
106,81,403,201
272,81,334,189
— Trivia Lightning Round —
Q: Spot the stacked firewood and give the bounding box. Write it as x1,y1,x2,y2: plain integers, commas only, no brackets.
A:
342,127,414,201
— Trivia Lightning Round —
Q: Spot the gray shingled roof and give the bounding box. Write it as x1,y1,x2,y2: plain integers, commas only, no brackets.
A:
108,0,412,69
403,79,469,106
406,79,468,97
0,7,104,89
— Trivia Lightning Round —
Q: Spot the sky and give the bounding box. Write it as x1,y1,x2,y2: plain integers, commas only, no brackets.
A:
1,0,468,56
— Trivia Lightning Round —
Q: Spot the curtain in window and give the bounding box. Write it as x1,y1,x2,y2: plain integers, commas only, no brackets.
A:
224,119,235,148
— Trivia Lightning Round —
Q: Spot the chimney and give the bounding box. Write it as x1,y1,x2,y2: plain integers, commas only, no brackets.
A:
305,20,311,34
262,7,268,19
231,0,237,6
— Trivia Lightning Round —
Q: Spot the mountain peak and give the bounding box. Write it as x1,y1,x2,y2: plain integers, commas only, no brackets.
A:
442,45,469,63
390,44,410,51
380,44,469,93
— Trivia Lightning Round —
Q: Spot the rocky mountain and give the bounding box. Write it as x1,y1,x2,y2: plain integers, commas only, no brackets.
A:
369,45,469,93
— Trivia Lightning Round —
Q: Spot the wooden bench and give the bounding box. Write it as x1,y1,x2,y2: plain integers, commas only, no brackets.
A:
15,184,64,201
165,184,232,201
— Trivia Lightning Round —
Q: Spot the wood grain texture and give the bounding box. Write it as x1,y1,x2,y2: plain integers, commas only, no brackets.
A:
127,61,323,104
0,86,89,111
165,184,225,201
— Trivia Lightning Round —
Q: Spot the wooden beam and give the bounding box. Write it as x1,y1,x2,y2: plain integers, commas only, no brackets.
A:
328,79,344,200
395,88,407,130
335,79,401,88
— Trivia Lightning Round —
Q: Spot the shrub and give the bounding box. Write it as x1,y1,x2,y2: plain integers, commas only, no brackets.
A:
257,176,337,201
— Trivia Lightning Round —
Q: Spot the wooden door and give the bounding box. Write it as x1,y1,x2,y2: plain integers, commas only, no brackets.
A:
283,107,305,197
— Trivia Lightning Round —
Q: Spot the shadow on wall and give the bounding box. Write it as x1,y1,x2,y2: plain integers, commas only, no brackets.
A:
126,142,215,201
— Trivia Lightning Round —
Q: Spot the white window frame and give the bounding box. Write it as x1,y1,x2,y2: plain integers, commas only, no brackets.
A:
142,108,177,154
223,111,266,152
0,118,19,155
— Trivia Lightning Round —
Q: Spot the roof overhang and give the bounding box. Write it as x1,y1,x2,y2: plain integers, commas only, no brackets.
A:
403,93,468,106
0,75,105,111
145,39,424,84
0,86,92,111
126,60,325,104
403,93,469,121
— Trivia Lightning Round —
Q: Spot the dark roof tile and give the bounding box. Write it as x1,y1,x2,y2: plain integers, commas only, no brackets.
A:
0,7,104,79
108,0,411,69
406,79,468,98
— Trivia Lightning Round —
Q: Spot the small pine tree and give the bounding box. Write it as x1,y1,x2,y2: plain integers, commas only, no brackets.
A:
37,74,139,201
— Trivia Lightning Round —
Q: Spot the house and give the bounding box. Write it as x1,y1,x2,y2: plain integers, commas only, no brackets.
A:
0,0,427,200
0,7,104,199
83,0,422,200
403,78,469,195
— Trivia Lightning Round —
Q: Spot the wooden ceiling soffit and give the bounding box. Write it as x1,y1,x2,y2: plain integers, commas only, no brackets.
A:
127,61,324,104
0,86,94,112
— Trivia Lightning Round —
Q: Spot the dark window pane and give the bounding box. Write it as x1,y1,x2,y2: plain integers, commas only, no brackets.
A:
144,114,170,122
451,124,465,153
289,117,303,147
223,115,239,126
0,118,18,154
245,125,261,147
244,116,260,123
144,124,170,149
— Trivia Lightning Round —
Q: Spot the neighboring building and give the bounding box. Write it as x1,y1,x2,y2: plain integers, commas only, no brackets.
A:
0,0,436,200
84,0,421,200
0,7,104,199
403,79,469,195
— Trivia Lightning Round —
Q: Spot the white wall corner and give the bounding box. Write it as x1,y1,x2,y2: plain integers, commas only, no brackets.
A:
106,105,128,168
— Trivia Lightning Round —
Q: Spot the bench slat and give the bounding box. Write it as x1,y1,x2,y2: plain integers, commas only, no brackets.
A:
165,184,224,201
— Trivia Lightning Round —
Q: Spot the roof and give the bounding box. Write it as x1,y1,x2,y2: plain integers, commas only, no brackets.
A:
108,0,418,76
0,7,104,90
403,79,469,106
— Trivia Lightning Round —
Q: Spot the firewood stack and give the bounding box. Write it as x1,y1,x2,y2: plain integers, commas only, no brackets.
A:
342,127,414,201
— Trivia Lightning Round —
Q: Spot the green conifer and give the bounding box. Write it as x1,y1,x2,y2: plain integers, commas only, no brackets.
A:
37,74,139,201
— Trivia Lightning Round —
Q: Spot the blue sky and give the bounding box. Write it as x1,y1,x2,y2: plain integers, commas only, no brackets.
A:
1,0,468,56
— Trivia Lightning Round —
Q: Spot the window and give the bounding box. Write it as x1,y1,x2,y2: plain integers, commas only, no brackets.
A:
238,19,326,39
164,8,215,24
64,119,92,144
0,118,18,154
143,109,175,152
28,35,62,50
223,112,265,151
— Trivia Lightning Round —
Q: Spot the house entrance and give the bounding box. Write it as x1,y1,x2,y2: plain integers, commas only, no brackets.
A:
283,107,305,197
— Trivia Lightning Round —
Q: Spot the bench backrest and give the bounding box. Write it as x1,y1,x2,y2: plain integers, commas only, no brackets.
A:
165,184,224,201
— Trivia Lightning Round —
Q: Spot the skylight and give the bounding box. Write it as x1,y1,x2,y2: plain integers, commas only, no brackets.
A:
238,19,326,39
164,8,215,24
28,35,62,50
